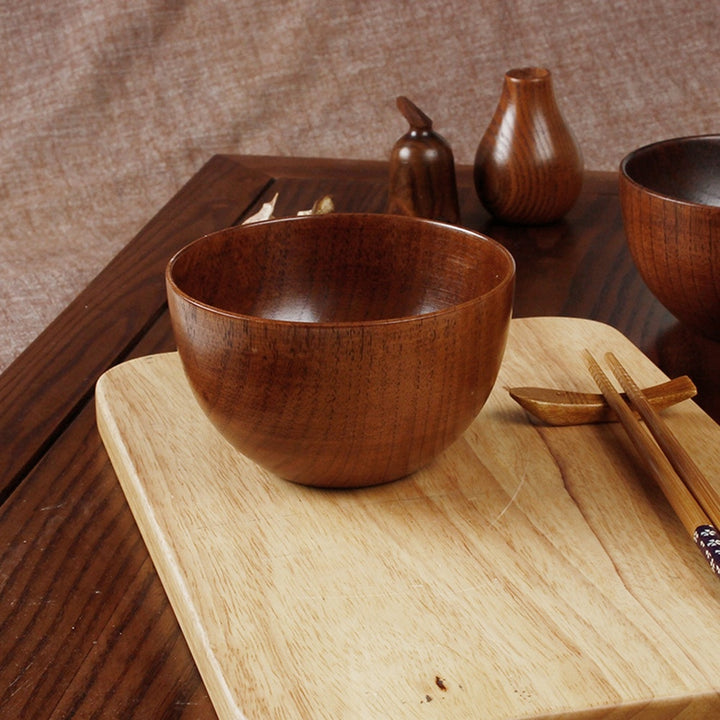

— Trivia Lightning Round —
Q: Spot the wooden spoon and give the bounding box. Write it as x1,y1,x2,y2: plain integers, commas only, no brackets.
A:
508,375,696,426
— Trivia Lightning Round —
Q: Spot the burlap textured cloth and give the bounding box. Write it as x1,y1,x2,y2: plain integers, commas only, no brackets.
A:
1,0,718,371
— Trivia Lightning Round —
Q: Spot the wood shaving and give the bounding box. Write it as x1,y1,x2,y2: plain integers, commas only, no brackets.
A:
242,193,334,224
242,192,278,224
296,195,335,216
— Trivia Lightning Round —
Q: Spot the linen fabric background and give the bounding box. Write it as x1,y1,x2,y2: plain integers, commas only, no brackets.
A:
1,0,718,372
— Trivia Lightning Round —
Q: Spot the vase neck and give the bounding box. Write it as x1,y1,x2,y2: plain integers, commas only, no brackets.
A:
503,67,554,100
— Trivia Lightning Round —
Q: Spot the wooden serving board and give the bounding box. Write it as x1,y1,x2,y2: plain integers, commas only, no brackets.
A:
96,317,720,719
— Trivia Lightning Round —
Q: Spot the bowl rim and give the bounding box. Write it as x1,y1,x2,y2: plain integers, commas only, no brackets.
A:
166,213,516,328
619,133,720,209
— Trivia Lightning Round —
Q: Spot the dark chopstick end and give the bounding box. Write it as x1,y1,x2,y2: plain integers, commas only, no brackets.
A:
694,525,720,577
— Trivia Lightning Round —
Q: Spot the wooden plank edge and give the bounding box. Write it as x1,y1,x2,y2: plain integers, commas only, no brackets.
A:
229,155,617,193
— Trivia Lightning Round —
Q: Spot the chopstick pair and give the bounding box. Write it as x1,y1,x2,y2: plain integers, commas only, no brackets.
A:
584,351,720,578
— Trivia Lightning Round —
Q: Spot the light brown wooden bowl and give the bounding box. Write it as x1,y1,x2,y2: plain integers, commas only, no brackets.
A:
166,213,515,487
620,135,720,340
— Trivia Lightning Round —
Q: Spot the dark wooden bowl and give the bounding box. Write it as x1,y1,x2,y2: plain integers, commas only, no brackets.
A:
166,213,515,487
620,135,720,340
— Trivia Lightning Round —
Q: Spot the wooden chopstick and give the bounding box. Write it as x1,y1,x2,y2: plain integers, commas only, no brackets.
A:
605,351,720,530
584,351,720,577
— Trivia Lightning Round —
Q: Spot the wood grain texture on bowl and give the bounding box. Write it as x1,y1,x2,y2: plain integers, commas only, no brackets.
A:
166,213,515,487
620,135,720,340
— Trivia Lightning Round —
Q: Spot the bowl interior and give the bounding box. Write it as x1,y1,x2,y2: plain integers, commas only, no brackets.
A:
169,214,514,323
622,136,720,206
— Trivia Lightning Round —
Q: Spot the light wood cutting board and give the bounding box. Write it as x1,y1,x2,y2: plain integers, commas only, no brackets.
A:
96,317,720,719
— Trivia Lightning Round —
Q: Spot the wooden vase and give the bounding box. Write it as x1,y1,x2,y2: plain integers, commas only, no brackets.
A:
474,67,583,224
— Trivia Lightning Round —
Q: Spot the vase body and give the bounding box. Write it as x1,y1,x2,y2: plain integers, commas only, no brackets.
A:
474,67,583,224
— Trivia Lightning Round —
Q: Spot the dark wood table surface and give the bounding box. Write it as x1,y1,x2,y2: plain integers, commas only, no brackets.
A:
1,155,718,718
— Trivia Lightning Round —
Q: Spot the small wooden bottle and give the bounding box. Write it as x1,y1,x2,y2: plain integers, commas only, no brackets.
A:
387,96,460,224
474,67,583,224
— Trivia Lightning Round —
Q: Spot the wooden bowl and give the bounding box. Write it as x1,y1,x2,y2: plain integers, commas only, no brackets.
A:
620,135,720,340
166,213,515,487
